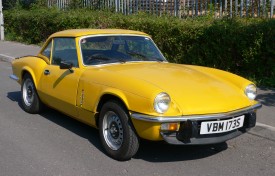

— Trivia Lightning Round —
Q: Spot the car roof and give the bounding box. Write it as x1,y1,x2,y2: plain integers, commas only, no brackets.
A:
50,29,149,38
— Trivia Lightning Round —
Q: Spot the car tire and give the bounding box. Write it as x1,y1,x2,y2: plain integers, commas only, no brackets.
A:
99,100,139,161
21,73,43,114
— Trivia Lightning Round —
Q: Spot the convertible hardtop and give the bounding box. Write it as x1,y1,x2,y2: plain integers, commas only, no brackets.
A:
50,29,150,38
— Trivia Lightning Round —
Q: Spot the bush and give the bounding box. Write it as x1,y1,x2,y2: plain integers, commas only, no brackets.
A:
3,8,275,87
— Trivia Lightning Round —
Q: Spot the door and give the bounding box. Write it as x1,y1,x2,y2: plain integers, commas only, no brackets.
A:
39,37,81,117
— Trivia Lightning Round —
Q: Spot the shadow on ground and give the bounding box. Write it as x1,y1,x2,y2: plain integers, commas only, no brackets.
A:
7,91,227,162
134,140,227,162
257,88,275,107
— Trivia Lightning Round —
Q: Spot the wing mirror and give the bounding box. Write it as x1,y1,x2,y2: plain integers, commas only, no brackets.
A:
60,61,74,72
60,61,73,69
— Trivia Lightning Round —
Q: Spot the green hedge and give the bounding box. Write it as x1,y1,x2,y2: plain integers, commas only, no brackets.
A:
4,8,275,87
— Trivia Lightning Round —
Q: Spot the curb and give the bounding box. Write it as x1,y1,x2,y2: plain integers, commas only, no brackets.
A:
249,123,275,142
0,54,14,63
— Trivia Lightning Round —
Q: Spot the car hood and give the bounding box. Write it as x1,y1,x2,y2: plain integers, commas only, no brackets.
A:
93,62,252,115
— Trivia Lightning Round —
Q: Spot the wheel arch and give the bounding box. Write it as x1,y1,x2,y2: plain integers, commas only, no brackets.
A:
21,67,37,87
95,93,130,127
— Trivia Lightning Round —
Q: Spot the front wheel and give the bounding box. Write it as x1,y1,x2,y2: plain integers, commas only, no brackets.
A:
21,73,43,114
99,101,139,161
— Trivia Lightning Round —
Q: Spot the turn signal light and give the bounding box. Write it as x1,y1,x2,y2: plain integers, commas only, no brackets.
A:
161,123,179,131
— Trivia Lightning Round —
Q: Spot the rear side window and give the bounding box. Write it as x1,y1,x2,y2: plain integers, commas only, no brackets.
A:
52,38,79,67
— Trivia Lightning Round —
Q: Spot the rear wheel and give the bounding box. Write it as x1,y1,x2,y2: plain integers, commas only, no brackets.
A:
21,73,43,114
99,100,139,161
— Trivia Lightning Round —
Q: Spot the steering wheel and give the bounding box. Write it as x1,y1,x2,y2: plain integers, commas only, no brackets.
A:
85,53,109,64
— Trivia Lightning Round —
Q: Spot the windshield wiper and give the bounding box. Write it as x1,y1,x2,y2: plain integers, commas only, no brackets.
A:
92,55,111,61
115,58,127,63
127,51,166,62
85,55,112,64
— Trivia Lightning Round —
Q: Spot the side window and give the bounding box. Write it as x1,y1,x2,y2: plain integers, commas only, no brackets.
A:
52,38,78,67
41,40,52,59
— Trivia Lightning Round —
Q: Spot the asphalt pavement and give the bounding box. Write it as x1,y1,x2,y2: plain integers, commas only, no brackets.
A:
0,40,275,176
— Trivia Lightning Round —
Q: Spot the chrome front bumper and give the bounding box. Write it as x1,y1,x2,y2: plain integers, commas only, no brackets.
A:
131,103,262,145
131,103,262,122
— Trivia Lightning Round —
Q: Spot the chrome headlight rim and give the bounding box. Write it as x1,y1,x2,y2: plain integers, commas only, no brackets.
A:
245,84,257,100
154,92,171,114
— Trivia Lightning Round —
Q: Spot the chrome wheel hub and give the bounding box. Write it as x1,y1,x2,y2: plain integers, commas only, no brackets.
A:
22,78,34,107
110,122,119,139
102,111,123,150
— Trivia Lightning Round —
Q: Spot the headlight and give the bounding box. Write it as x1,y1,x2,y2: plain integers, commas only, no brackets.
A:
154,92,171,114
245,84,257,100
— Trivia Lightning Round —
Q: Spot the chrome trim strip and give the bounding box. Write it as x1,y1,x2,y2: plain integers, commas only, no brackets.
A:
131,103,262,122
9,74,19,81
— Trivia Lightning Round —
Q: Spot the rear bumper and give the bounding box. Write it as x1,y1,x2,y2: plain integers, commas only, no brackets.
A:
9,74,19,81
131,103,262,145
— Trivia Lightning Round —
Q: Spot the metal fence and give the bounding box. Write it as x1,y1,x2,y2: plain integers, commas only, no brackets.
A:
47,0,274,18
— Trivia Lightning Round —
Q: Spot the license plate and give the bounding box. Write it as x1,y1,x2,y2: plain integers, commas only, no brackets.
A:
200,115,245,135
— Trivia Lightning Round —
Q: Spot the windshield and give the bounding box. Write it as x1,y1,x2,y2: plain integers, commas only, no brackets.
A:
80,35,166,65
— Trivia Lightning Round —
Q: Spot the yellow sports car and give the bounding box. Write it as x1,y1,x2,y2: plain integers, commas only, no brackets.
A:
10,29,262,160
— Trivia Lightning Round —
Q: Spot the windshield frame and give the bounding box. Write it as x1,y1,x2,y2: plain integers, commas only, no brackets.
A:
78,34,168,67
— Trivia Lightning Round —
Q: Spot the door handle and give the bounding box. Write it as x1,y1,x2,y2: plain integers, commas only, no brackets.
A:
44,70,50,75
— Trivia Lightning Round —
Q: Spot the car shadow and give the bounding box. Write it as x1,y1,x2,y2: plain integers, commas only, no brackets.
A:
7,91,227,162
7,91,24,109
134,140,227,162
7,91,103,153
39,107,104,153
257,88,275,107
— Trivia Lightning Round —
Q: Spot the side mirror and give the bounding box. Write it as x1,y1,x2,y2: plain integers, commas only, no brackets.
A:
60,61,73,70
